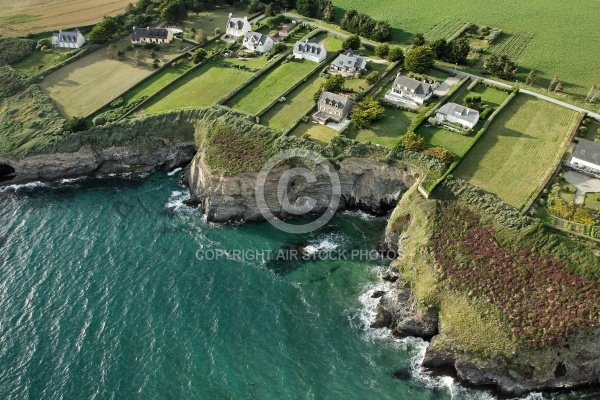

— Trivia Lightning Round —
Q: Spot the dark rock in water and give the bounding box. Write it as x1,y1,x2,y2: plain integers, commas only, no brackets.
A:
422,341,454,370
183,197,202,208
391,366,412,380
371,290,386,299
382,270,399,282
371,285,411,329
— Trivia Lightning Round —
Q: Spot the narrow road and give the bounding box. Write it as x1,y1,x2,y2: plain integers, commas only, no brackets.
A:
436,65,600,119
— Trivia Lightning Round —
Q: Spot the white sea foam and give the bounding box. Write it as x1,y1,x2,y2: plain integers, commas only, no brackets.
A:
164,190,191,212
343,209,377,220
0,181,48,192
167,167,183,176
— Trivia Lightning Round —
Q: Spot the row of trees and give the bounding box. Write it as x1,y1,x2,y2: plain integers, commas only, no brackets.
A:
339,9,390,42
295,0,334,21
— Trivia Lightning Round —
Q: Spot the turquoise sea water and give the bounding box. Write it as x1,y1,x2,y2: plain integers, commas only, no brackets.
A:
0,173,598,400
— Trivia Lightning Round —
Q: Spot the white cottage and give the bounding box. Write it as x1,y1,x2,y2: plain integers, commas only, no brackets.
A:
225,14,252,38
52,28,86,49
436,102,480,129
385,74,433,106
570,139,600,176
293,40,326,63
242,32,274,53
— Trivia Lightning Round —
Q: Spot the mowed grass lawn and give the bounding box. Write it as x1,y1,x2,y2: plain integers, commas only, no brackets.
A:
418,125,475,156
346,107,415,148
454,84,509,108
143,64,252,114
261,74,325,131
293,123,338,146
230,59,318,115
40,40,180,117
455,96,579,208
332,0,600,98
12,48,72,76
182,7,233,39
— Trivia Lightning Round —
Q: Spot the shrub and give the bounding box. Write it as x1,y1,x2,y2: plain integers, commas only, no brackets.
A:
424,147,454,164
0,65,27,98
110,97,124,108
0,37,36,64
352,97,385,129
479,107,494,120
342,34,361,50
365,71,380,85
89,17,119,44
404,46,435,73
387,46,404,63
63,116,87,133
402,131,427,151
374,43,389,58
93,116,106,126
192,48,207,64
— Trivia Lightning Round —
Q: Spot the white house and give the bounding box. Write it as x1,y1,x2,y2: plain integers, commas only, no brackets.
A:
52,28,86,49
131,27,174,44
569,139,600,176
242,32,274,53
436,102,480,129
293,40,326,63
329,49,367,76
385,74,433,106
226,14,252,38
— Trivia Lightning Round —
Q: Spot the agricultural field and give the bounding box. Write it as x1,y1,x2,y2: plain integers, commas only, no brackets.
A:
417,125,474,156
0,0,130,36
141,64,252,115
425,19,466,42
40,39,181,117
261,75,325,131
487,32,533,60
229,59,318,115
455,95,579,209
345,107,415,148
333,0,600,99
292,122,337,146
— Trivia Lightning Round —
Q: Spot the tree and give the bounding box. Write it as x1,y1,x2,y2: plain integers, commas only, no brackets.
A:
64,117,87,133
371,20,390,42
323,2,334,22
324,74,345,92
125,3,136,14
89,17,119,44
296,0,315,17
525,70,537,86
146,4,155,15
430,38,447,60
159,0,187,21
265,3,275,16
548,76,558,91
483,54,517,80
424,147,454,164
106,43,118,59
194,29,207,44
446,37,470,64
136,0,152,12
387,46,404,63
404,45,435,73
585,85,600,103
352,97,385,129
214,27,221,37
343,34,361,50
402,131,427,152
365,71,380,85
374,44,389,58
248,0,265,13
134,49,144,65
411,33,425,46
152,58,161,68
192,48,207,63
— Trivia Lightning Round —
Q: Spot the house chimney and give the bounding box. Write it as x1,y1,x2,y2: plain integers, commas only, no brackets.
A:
229,13,232,18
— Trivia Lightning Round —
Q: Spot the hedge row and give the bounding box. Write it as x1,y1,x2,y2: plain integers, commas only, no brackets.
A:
447,23,474,42
467,77,481,91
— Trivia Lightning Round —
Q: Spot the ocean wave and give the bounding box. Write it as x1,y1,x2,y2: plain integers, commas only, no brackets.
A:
164,190,191,212
0,181,49,192
342,209,378,220
167,167,183,176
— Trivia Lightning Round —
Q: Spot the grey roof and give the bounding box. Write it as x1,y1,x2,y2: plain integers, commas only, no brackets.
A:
332,49,367,70
53,28,82,43
392,74,433,98
319,91,351,109
437,102,480,125
244,31,269,45
227,15,248,30
132,27,169,41
573,139,600,166
294,40,325,55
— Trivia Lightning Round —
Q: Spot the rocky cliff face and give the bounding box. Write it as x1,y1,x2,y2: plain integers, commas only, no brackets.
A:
0,142,197,185
186,154,421,222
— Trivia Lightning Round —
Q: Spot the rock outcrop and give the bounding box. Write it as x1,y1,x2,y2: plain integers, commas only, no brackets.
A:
0,142,196,185
186,154,420,222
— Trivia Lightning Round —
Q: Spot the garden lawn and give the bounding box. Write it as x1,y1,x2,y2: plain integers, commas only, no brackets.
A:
454,84,509,108
142,65,252,114
292,123,337,146
40,39,180,117
261,75,325,131
344,62,388,93
12,48,70,76
455,96,579,209
333,0,600,99
230,59,318,115
417,125,474,156
584,120,600,142
182,8,234,39
222,56,268,69
345,107,415,148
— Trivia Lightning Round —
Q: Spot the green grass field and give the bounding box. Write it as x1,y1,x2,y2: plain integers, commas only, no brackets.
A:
344,62,389,93
230,59,318,115
182,7,234,39
454,83,509,108
455,96,579,208
418,125,475,156
142,64,252,114
345,107,415,148
12,48,70,76
332,0,600,99
261,74,325,131
292,122,338,146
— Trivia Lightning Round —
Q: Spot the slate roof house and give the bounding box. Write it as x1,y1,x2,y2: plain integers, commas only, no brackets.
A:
131,27,174,44
385,74,433,106
569,139,600,176
242,32,274,53
52,28,86,49
313,91,353,124
226,14,252,38
436,102,480,129
329,49,367,76
293,40,326,63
